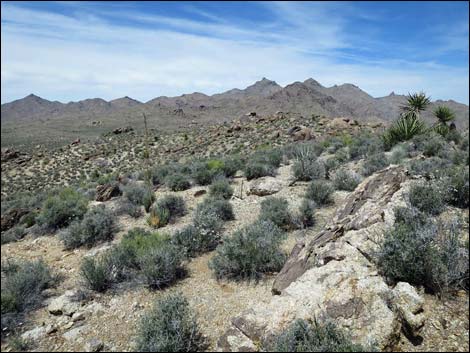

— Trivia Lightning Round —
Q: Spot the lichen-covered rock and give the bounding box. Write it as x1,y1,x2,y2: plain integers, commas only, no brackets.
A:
218,166,423,352
47,291,81,316
95,183,121,202
247,177,283,196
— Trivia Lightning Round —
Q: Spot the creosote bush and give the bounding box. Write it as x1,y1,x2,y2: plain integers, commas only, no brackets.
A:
266,319,368,352
209,177,234,200
147,195,186,228
37,188,88,229
362,153,389,177
61,205,117,249
408,182,445,215
293,159,326,181
123,183,155,211
378,206,468,292
244,161,275,180
166,173,191,191
209,220,286,281
172,224,219,257
135,293,203,352
1,259,55,334
195,197,234,222
295,199,316,228
259,197,292,230
332,169,361,191
306,180,335,206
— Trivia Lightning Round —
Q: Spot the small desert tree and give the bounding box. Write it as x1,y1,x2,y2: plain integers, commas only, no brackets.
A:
433,105,455,136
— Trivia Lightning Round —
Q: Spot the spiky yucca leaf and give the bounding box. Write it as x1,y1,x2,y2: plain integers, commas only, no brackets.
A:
381,114,426,149
401,92,431,118
433,105,455,125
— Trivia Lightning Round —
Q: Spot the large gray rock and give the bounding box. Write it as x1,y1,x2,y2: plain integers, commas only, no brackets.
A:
218,166,425,351
247,177,283,196
47,290,80,316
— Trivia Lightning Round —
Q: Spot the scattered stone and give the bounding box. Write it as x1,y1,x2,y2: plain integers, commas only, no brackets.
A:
392,282,425,335
194,189,207,197
247,177,283,196
62,325,88,342
21,326,46,341
72,311,86,322
47,291,80,316
85,338,104,352
45,324,58,334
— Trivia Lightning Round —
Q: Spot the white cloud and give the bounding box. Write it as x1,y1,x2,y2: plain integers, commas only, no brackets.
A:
1,2,468,104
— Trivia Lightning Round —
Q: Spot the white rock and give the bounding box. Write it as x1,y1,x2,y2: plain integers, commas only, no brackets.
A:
21,327,46,341
247,177,283,196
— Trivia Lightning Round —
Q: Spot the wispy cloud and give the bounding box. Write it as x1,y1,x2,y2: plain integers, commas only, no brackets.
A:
1,1,468,104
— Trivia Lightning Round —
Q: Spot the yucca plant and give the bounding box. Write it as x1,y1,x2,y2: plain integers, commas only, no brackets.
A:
401,92,431,119
382,92,430,149
433,106,455,137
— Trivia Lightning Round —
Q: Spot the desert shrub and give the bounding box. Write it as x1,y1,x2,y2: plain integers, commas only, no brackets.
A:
292,159,326,181
209,220,286,281
323,156,342,178
267,319,367,352
378,208,468,292
36,188,88,229
334,148,351,163
123,183,155,211
166,173,191,191
191,163,217,186
138,242,186,289
149,165,171,186
349,133,383,159
209,178,234,200
388,143,409,164
306,180,335,206
286,142,323,160
408,182,445,215
254,148,283,168
147,195,187,228
445,128,462,145
172,224,220,257
259,197,292,229
332,169,361,191
244,161,275,180
362,152,389,177
444,166,469,208
294,199,316,228
407,157,451,179
135,293,203,352
80,256,114,292
195,197,234,221
1,226,27,245
8,336,30,351
450,149,469,166
118,200,143,218
1,259,55,330
222,156,243,177
419,133,448,157
61,205,117,249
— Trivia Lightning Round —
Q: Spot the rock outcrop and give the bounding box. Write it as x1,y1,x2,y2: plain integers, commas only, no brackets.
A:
218,165,426,351
95,183,121,202
247,177,283,196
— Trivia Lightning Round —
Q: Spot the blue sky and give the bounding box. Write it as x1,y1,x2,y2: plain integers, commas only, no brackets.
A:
1,1,469,104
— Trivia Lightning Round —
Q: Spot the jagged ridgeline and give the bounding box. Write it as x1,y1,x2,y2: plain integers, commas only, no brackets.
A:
1,78,468,149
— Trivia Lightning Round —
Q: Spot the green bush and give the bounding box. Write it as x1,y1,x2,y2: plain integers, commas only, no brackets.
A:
259,197,292,229
166,173,191,191
323,156,342,178
244,161,275,180
123,183,155,211
195,197,234,222
1,226,27,245
172,224,220,257
222,156,243,177
209,177,234,199
332,169,361,191
147,195,187,228
295,199,316,228
118,200,143,218
407,157,451,179
408,182,445,215
306,180,335,206
445,166,469,208
138,242,186,289
191,163,217,186
37,188,88,229
60,205,117,249
80,256,114,292
421,133,447,157
388,143,409,164
378,207,468,292
135,293,203,352
267,319,367,352
362,153,389,177
292,159,326,181
209,220,286,281
1,259,55,334
349,133,383,159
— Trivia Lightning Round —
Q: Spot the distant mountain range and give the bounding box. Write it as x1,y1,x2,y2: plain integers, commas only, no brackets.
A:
2,78,468,141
